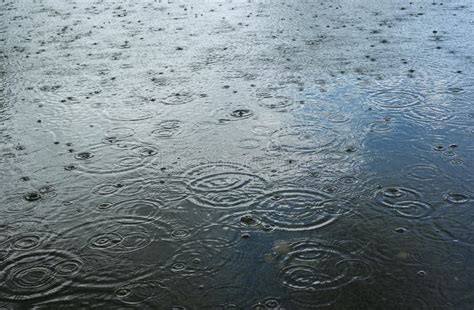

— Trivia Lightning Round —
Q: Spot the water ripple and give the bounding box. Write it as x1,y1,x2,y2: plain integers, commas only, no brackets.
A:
368,89,425,109
151,120,185,139
167,239,240,277
222,189,355,232
160,90,195,106
103,103,156,122
184,162,268,209
373,186,433,219
0,250,82,301
270,240,371,291
55,216,172,254
258,96,302,112
402,163,443,181
71,141,159,175
268,125,340,155
115,281,170,305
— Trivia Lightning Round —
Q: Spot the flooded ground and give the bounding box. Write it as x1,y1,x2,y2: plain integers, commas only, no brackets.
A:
1,0,473,308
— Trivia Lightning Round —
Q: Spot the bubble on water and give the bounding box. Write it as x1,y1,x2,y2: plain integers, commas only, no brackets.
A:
23,192,42,202
74,151,94,160
230,109,253,119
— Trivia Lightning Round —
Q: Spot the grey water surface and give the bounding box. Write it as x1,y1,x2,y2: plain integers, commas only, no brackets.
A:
1,0,474,309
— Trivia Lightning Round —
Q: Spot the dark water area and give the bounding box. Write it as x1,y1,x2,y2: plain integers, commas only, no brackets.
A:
1,0,473,308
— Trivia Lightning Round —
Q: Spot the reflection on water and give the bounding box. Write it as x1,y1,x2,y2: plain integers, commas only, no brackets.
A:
1,0,473,308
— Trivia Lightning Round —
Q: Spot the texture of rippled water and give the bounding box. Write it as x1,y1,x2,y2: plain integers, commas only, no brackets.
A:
1,0,473,309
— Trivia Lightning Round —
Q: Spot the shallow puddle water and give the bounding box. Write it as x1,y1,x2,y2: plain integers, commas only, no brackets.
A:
1,0,473,309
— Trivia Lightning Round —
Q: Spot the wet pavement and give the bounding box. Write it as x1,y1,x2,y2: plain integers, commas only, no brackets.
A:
1,0,474,309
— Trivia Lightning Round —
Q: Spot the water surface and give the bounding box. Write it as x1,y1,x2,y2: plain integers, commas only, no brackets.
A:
1,0,473,309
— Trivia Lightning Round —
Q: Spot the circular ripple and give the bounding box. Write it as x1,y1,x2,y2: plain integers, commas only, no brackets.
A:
167,239,238,277
405,104,455,126
339,176,359,186
272,240,371,291
103,127,135,143
368,89,424,109
115,281,169,305
104,199,166,220
367,120,393,133
167,224,243,278
230,109,253,119
258,96,300,112
12,235,43,251
407,243,466,268
444,192,470,204
184,162,267,209
144,178,190,202
0,250,82,301
0,220,57,251
375,186,420,207
103,105,155,122
151,120,184,138
160,91,195,105
403,164,442,181
265,298,281,309
56,217,171,254
444,86,467,95
327,113,351,123
93,184,120,195
1,191,46,214
392,201,434,219
374,187,433,219
171,229,191,240
72,142,159,175
268,125,339,154
246,189,352,231
11,233,50,251
237,138,261,149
